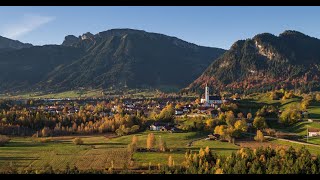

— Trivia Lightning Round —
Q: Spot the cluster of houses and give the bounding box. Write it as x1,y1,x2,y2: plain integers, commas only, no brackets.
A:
174,85,233,117
174,104,192,115
112,99,176,116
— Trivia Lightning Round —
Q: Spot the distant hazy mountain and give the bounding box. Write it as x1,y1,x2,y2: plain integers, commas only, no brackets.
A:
0,36,32,52
186,30,320,94
0,29,225,92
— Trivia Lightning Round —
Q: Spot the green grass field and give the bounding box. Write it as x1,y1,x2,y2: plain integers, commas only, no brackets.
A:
107,130,239,165
0,131,239,171
0,135,130,172
1,131,320,172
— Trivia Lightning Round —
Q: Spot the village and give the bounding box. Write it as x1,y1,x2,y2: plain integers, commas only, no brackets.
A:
2,84,320,174
4,84,320,140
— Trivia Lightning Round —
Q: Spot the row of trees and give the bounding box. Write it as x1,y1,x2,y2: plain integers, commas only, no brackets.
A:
0,100,146,137
128,133,168,154
161,146,320,174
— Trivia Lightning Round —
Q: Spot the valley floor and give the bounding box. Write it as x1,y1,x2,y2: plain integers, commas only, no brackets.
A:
2,130,320,172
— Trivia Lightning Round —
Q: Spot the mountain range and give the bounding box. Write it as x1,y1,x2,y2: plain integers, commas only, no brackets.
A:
186,30,320,94
0,29,225,93
0,36,33,53
1,29,320,95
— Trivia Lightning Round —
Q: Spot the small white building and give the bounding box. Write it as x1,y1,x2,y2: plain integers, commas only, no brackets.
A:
175,109,184,115
200,84,222,107
308,128,320,137
150,124,162,131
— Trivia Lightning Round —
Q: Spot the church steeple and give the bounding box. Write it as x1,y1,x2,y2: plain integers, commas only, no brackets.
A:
205,84,209,103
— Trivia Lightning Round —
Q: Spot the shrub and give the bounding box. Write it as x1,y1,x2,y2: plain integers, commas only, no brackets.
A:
130,125,140,133
41,127,51,137
316,93,320,102
158,138,167,152
0,135,10,146
38,138,52,143
146,133,156,150
253,116,267,130
73,138,84,145
254,130,265,142
264,128,276,136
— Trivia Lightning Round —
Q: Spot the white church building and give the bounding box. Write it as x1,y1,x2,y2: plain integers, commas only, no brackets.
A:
200,84,223,107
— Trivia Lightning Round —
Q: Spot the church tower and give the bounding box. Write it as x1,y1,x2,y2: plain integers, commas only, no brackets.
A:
205,84,209,103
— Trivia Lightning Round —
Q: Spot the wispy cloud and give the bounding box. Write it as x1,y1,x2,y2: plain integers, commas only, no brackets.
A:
2,14,55,39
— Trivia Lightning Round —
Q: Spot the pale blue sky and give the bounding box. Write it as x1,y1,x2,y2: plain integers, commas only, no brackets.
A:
0,6,319,49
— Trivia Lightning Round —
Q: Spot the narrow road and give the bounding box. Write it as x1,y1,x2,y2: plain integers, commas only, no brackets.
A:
265,135,320,148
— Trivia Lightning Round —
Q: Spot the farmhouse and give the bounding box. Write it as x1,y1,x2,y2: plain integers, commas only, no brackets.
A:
149,122,175,132
175,109,184,115
308,128,320,137
206,133,220,140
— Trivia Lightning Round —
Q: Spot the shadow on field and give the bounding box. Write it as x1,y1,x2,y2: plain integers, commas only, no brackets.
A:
83,142,108,146
180,147,238,152
105,142,126,147
287,122,307,134
0,157,39,161
309,113,320,119
6,142,49,148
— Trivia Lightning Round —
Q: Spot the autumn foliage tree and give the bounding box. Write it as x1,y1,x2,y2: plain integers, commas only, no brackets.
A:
253,116,267,130
316,93,320,102
254,130,265,142
214,125,227,137
158,137,167,152
73,138,84,145
279,106,302,125
158,104,175,122
225,111,235,126
0,135,10,146
168,155,174,167
234,119,248,137
146,133,156,150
